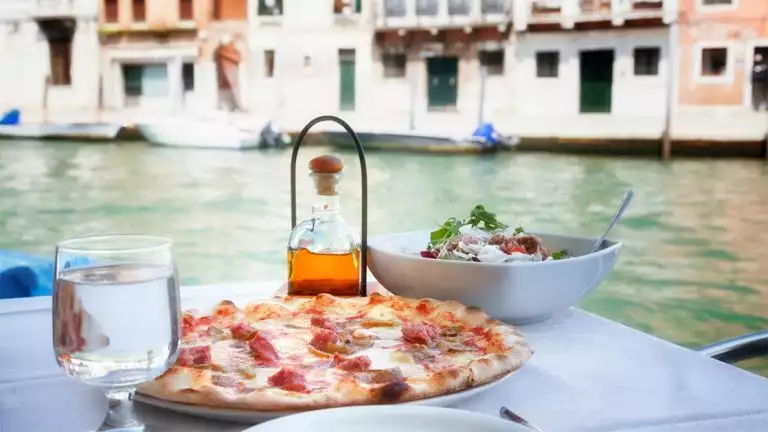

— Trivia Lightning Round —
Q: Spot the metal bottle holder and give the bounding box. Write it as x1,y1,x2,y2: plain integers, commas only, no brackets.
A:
290,115,368,296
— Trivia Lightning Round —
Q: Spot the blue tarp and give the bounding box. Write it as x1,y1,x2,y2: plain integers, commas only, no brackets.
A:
0,250,54,299
0,109,21,126
471,122,501,147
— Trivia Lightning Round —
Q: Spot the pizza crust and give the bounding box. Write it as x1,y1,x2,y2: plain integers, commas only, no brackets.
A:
138,292,534,412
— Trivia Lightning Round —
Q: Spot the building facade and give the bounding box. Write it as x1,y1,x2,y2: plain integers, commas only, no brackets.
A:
0,0,100,122
99,0,251,118
247,0,679,139
678,0,768,111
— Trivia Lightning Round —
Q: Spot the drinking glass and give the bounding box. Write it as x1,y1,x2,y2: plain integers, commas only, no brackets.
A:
52,235,181,431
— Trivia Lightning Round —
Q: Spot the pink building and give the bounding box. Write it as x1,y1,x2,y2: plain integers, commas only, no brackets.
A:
678,0,768,111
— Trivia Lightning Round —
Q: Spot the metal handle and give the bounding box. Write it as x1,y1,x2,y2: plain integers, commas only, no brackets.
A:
290,115,368,296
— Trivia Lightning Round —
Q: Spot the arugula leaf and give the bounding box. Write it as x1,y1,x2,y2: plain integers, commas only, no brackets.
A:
514,226,525,234
466,205,508,231
550,250,569,260
429,205,510,249
429,217,464,248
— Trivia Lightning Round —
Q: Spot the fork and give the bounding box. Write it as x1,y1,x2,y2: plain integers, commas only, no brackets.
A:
499,406,544,431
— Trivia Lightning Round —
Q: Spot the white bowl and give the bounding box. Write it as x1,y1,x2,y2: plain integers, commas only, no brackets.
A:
367,230,622,325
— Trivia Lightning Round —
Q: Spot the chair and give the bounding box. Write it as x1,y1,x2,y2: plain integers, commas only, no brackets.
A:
696,331,768,365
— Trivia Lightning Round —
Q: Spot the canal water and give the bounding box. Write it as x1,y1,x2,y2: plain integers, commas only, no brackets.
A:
1,140,767,376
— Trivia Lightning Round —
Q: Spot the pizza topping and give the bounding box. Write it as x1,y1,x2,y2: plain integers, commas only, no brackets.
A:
436,339,476,352
211,374,245,391
357,367,405,384
230,322,257,341
360,318,397,328
248,333,280,365
311,316,338,331
402,345,438,363
333,354,372,372
310,328,340,352
415,300,435,315
181,313,197,337
268,367,308,392
214,300,239,317
401,323,440,347
177,345,212,367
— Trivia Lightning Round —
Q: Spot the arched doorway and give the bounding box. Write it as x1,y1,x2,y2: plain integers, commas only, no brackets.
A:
215,41,242,112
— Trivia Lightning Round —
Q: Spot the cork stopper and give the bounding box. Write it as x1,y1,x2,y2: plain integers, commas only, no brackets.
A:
309,155,344,174
309,155,343,196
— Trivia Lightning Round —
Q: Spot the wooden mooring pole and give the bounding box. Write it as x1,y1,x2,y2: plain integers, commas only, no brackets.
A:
661,19,678,161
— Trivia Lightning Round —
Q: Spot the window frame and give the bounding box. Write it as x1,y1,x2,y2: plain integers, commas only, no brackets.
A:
535,51,559,79
479,49,505,76
382,52,407,78
696,0,738,12
694,43,734,84
633,46,661,77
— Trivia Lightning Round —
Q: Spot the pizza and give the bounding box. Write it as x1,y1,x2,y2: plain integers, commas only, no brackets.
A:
137,292,534,411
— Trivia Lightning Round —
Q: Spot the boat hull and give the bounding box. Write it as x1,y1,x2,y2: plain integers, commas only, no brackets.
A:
0,123,122,141
321,131,501,154
137,122,261,150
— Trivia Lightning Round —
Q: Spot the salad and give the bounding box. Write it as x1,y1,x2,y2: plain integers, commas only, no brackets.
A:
420,205,569,263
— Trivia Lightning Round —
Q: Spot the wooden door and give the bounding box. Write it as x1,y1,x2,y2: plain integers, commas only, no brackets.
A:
427,56,458,109
339,49,356,111
579,50,614,113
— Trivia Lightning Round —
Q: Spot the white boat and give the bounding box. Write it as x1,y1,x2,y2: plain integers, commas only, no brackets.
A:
0,122,123,141
137,117,262,150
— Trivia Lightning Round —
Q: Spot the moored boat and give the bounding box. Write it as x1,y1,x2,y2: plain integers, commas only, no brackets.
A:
0,110,123,141
137,115,291,150
320,123,519,154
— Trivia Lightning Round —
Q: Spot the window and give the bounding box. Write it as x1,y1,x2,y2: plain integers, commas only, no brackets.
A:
481,0,505,14
417,0,438,16
634,47,660,76
132,0,146,22
258,0,283,16
304,55,312,70
180,0,193,20
702,0,732,5
122,64,170,107
385,0,406,17
182,63,194,91
264,50,275,77
448,0,470,15
104,0,118,23
536,51,559,78
334,0,362,14
49,39,72,86
701,47,728,77
382,53,406,78
479,50,504,76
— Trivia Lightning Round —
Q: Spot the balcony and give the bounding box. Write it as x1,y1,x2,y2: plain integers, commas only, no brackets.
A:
30,0,76,17
376,0,511,31
515,0,674,31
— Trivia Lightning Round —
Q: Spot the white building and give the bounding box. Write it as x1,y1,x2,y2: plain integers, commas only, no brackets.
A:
0,0,100,122
507,0,677,139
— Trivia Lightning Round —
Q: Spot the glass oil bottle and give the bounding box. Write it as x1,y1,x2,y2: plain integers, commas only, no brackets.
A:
287,155,361,296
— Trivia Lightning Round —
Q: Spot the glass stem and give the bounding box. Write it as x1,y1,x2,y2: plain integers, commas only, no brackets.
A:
100,388,142,430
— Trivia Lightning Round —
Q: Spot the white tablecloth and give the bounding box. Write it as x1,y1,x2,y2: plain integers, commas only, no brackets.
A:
1,281,767,432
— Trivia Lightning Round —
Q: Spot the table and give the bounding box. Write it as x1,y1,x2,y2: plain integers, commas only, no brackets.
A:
2,281,767,432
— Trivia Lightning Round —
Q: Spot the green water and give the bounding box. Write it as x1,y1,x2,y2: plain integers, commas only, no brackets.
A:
2,140,767,376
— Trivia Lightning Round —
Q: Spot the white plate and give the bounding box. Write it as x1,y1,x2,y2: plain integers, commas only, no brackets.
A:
241,405,529,432
134,374,511,424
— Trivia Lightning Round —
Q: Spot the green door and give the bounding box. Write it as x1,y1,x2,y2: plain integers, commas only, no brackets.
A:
427,56,458,109
339,49,356,111
579,50,614,113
